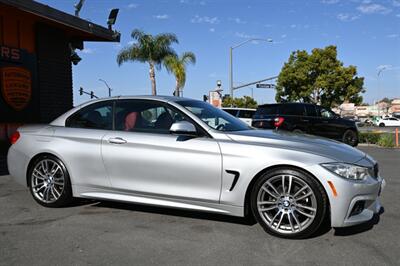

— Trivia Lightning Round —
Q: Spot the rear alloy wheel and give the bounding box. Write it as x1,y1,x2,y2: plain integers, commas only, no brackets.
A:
29,155,73,207
251,168,327,239
342,129,358,147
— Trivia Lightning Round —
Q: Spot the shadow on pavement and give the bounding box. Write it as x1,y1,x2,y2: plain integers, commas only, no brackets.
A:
334,207,384,236
87,200,257,226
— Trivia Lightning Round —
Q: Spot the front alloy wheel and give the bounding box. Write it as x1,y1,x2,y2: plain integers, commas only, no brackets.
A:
251,168,327,239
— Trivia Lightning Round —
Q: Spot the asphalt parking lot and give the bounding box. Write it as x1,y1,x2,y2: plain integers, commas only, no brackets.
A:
0,147,399,266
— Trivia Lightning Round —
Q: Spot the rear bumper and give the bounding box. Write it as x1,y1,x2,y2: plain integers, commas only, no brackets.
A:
7,145,29,186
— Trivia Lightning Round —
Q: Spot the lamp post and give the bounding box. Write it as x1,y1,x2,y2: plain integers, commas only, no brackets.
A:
229,38,273,104
377,66,387,117
99,78,112,97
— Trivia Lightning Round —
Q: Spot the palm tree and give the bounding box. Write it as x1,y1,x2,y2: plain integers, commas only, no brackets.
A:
163,52,196,97
117,29,178,95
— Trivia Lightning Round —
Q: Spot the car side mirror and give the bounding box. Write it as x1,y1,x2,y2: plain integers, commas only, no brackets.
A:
170,121,197,137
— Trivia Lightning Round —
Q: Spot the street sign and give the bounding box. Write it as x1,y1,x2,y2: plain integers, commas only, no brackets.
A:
256,83,275,89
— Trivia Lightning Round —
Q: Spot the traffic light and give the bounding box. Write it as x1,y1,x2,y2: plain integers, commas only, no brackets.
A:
79,87,83,95
90,91,94,99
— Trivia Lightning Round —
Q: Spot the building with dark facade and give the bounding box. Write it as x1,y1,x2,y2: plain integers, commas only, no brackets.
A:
0,0,119,174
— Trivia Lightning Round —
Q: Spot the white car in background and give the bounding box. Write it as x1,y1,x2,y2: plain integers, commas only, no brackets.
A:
222,107,256,126
377,117,400,127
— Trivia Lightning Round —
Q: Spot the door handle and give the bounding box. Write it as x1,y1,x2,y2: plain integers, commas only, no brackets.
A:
301,119,309,122
108,137,127,144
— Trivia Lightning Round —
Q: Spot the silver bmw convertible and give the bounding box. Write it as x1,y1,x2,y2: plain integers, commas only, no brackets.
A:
7,96,385,238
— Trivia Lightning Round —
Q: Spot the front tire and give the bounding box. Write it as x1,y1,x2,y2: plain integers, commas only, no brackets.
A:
342,129,358,147
379,123,385,127
28,155,73,207
250,168,328,239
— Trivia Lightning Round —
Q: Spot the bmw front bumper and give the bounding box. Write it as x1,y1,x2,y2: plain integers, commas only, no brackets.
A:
306,162,385,228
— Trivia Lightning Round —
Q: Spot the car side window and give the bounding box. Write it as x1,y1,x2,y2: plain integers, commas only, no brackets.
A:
281,104,306,116
223,109,238,116
66,101,113,130
239,110,255,119
305,105,317,117
115,100,192,134
318,107,335,119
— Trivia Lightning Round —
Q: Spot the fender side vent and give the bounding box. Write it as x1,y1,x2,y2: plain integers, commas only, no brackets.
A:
226,170,240,191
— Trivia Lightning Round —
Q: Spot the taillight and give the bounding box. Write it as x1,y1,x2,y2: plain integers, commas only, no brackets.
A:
10,131,20,144
274,117,284,128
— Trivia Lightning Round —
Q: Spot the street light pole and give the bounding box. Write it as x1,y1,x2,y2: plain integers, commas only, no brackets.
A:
229,47,233,103
99,79,112,97
229,38,273,106
377,67,387,117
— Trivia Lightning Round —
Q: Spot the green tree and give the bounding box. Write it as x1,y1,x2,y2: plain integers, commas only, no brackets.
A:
117,29,178,95
163,52,196,96
222,96,258,108
275,45,365,107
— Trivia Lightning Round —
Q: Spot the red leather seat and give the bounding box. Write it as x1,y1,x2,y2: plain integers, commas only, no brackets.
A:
124,112,139,131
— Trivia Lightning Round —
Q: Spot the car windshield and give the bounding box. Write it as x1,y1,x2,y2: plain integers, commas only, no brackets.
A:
177,100,252,132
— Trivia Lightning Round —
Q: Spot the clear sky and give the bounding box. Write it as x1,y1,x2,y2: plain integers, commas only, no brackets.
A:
39,0,399,106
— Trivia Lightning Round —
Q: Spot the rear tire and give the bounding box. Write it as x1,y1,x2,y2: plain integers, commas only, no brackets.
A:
28,155,73,208
379,123,385,127
342,129,358,147
250,168,328,239
292,129,303,134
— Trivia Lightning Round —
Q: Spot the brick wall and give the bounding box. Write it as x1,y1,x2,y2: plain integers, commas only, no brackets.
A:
36,24,73,123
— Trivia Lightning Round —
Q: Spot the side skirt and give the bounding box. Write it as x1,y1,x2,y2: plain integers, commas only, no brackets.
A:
72,185,244,217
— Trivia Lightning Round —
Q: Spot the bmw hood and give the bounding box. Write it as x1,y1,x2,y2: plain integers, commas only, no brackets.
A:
225,129,365,163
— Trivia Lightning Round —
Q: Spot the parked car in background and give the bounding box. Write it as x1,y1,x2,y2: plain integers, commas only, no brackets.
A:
222,107,256,126
252,103,359,146
376,117,400,127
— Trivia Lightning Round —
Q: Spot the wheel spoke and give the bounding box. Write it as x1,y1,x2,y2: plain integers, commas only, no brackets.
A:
50,187,59,200
53,165,62,176
52,186,61,198
259,205,278,212
34,184,46,192
287,175,293,195
292,212,302,230
275,212,284,229
295,191,313,201
295,208,315,219
53,181,64,186
261,186,279,199
296,204,316,212
50,162,58,174
287,213,295,232
293,185,308,198
266,181,280,196
33,169,46,179
257,201,277,205
281,175,285,194
269,210,282,226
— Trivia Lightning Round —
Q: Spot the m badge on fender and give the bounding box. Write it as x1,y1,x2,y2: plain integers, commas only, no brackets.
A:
1,66,32,111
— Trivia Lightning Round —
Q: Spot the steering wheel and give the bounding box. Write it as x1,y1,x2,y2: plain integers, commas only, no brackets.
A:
216,124,226,131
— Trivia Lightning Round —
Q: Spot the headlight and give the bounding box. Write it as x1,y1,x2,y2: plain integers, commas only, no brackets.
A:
321,163,372,181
